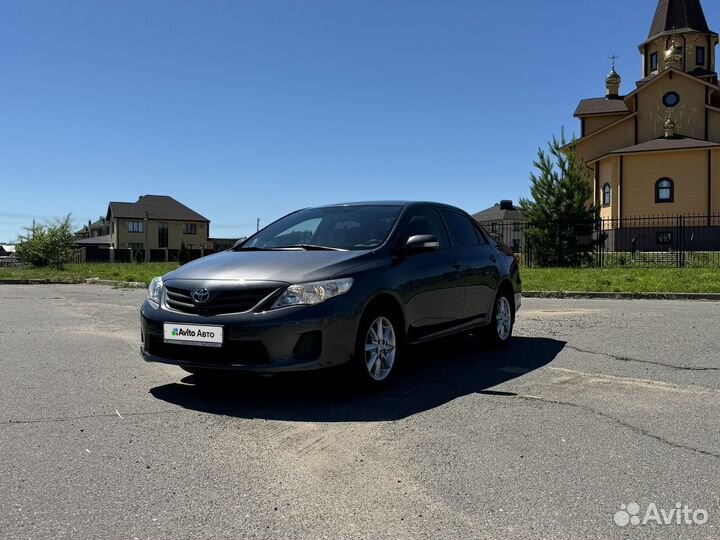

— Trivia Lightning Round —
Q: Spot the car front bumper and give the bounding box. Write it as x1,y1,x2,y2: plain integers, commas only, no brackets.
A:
140,295,360,373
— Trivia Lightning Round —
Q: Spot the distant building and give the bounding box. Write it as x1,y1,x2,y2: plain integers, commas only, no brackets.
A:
0,245,16,257
473,200,528,252
75,218,111,241
104,195,211,251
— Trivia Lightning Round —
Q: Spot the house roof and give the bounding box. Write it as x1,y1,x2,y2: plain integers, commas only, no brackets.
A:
472,204,527,222
74,235,112,246
0,245,16,253
610,136,720,155
647,0,712,41
107,195,209,222
574,98,630,117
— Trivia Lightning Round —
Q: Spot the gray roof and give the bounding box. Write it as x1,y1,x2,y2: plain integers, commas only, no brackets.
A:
472,204,527,222
648,0,712,41
107,195,209,222
611,136,720,154
574,98,630,117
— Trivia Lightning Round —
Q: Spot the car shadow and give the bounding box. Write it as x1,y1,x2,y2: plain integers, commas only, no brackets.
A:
149,336,565,422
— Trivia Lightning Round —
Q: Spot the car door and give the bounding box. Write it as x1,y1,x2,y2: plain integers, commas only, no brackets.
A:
395,207,465,342
441,209,500,325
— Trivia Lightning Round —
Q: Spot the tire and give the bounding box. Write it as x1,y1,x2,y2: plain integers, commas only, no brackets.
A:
353,307,403,387
479,290,514,348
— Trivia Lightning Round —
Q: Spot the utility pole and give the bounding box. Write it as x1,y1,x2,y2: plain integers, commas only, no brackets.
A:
256,218,260,232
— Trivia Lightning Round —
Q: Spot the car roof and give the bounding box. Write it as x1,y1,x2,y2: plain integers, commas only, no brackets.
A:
314,201,468,213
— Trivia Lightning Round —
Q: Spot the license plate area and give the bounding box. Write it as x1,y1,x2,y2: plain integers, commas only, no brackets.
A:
163,323,223,348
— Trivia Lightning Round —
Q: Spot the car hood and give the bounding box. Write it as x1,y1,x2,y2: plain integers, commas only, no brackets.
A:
163,249,370,284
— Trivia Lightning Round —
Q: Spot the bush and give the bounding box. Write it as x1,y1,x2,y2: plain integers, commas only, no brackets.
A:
178,241,190,265
15,216,75,269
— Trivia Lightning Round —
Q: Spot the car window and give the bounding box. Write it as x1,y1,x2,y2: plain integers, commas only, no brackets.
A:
271,218,322,246
442,210,481,247
243,205,402,250
400,208,449,248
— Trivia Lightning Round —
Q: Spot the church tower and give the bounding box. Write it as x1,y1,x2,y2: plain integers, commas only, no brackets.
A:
639,0,718,84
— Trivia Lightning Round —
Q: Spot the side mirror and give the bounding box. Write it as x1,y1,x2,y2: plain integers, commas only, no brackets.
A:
404,234,439,255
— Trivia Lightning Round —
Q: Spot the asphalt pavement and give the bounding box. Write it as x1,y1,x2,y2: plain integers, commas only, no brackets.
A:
0,285,718,540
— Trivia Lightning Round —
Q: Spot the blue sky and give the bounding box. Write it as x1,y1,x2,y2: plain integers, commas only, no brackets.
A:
2,0,719,242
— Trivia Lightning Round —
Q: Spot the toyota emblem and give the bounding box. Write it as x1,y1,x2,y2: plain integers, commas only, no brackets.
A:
191,288,210,304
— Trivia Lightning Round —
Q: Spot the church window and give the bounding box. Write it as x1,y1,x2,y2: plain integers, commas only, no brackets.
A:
656,178,674,203
662,91,680,108
697,47,706,66
650,52,658,72
602,183,611,207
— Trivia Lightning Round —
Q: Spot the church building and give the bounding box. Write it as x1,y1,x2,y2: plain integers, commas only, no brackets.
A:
573,0,720,248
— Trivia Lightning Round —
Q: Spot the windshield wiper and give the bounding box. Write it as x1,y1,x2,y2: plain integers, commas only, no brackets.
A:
276,244,348,252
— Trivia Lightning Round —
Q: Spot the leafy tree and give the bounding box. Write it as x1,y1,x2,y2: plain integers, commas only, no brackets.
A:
16,215,75,269
520,135,600,267
178,241,190,265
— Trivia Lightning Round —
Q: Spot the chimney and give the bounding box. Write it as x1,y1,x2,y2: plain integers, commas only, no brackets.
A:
499,200,514,210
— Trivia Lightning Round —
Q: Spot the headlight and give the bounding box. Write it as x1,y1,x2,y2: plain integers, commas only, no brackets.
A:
147,276,164,306
271,278,353,309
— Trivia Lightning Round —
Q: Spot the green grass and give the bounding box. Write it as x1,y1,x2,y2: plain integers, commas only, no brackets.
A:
0,263,179,286
522,267,720,294
2,263,720,294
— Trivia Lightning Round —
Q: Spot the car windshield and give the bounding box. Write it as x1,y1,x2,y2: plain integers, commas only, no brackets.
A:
239,205,403,251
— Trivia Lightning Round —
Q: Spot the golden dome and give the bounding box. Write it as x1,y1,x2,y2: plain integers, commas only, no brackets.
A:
606,67,621,84
665,38,683,64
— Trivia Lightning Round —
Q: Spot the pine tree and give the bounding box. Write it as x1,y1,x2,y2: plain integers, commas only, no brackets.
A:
520,135,600,267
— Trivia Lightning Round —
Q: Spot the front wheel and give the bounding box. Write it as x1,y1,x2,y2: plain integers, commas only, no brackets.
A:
354,309,402,387
479,291,514,348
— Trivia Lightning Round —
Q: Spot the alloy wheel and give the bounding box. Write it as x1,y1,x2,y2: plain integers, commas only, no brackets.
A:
364,316,397,381
496,296,512,341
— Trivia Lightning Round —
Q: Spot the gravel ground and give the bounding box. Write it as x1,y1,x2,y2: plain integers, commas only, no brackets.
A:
0,285,718,540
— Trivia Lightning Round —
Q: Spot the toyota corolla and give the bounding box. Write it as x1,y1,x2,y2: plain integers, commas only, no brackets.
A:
140,201,521,385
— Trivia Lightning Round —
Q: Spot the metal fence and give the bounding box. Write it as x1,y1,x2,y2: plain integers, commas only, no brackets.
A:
69,247,217,264
477,214,720,268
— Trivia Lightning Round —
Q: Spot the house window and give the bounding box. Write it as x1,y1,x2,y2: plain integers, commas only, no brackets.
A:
602,183,611,207
697,46,706,66
656,232,673,245
128,243,144,250
490,223,498,233
656,178,674,203
650,52,658,72
128,221,144,233
512,239,521,252
182,223,197,235
512,222,522,232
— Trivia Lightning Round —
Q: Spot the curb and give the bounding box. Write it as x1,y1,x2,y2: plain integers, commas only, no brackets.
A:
0,278,146,289
523,291,720,301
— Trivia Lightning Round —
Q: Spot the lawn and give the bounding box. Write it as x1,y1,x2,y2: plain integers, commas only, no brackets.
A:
2,263,720,293
522,267,720,294
0,263,179,286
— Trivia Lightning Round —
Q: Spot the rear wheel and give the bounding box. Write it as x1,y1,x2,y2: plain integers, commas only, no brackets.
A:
479,290,514,348
354,309,402,387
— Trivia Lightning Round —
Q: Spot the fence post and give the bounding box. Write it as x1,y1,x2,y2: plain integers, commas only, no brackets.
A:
109,247,115,264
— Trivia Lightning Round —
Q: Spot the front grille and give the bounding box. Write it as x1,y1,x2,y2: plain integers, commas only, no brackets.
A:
147,335,269,365
165,286,278,315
